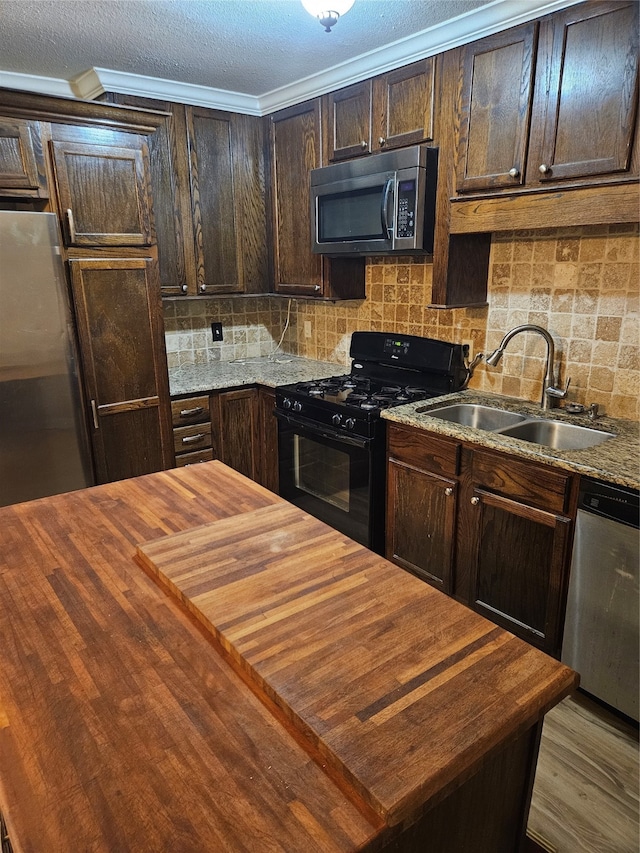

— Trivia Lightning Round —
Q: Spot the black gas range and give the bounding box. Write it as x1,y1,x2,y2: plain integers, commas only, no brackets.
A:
275,332,469,554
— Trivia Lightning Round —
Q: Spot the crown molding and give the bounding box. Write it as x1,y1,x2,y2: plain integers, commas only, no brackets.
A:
72,68,262,115
0,70,76,98
1,0,582,115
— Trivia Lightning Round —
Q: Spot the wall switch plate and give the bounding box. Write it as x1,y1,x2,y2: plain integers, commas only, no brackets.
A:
211,322,223,342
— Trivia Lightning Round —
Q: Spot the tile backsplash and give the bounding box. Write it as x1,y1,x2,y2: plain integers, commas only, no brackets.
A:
164,223,639,420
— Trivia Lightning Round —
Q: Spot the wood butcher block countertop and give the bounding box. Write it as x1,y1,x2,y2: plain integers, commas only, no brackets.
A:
0,462,578,852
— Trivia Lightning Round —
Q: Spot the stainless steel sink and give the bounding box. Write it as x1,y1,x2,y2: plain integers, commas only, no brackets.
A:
420,403,527,431
496,419,615,450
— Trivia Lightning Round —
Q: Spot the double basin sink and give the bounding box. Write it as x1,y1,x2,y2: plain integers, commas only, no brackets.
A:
419,403,615,451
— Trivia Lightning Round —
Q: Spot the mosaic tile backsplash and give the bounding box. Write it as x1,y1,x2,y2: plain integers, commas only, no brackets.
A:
163,223,639,421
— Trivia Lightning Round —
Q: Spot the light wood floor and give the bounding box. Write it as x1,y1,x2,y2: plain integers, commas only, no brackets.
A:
528,691,639,853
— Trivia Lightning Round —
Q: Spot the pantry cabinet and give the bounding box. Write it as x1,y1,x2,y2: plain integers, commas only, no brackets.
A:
386,423,575,655
324,59,436,162
68,257,173,483
0,117,48,197
455,1,638,197
269,99,365,299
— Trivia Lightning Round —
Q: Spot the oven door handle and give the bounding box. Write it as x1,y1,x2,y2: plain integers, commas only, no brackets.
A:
275,410,371,449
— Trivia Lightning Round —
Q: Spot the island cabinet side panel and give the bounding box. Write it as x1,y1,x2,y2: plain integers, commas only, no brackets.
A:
376,722,542,853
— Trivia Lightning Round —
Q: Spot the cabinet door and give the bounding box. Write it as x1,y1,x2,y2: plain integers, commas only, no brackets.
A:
528,1,639,185
0,118,48,197
325,80,372,161
467,488,571,654
216,388,259,480
69,258,173,483
386,458,457,593
186,107,240,295
456,23,537,193
373,59,435,152
51,140,154,246
256,387,279,493
270,100,323,295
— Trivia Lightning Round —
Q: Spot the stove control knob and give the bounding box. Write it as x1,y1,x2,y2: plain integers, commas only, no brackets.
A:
292,401,302,413
331,413,342,427
282,397,292,410
345,418,356,430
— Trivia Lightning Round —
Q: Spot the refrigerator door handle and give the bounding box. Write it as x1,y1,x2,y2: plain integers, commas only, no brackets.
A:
90,399,99,429
66,208,77,244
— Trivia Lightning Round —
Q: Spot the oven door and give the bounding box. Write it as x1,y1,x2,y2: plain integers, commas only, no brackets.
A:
276,411,382,552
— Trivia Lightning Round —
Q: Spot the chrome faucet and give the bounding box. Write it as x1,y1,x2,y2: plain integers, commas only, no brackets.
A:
485,324,570,410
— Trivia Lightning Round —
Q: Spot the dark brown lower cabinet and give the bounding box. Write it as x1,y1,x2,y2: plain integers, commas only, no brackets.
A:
213,387,259,480
386,423,575,655
256,387,278,493
69,257,174,483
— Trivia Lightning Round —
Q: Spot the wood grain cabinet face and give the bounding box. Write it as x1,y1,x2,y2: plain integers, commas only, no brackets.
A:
215,387,259,480
326,80,373,161
527,0,639,186
269,100,365,299
256,387,279,493
69,257,173,483
0,118,48,197
50,139,154,246
456,23,537,193
373,58,436,152
171,394,214,466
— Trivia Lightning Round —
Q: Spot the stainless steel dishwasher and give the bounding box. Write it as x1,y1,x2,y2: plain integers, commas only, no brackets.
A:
561,477,639,721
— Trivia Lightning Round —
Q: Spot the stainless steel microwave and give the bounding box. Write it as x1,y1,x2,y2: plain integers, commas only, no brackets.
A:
310,144,438,256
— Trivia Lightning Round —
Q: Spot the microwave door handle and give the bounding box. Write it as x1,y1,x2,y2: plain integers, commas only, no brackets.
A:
381,178,394,238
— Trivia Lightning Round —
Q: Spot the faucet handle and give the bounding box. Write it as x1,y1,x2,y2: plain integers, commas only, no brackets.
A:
546,377,571,399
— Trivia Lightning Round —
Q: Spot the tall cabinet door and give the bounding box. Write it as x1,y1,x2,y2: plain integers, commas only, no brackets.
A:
527,0,639,184
69,258,174,483
50,140,154,246
456,22,538,193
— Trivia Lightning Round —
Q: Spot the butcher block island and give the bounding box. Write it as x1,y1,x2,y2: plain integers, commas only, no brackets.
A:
0,462,577,852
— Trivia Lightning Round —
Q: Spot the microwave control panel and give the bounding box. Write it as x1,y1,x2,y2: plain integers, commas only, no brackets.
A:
396,179,416,238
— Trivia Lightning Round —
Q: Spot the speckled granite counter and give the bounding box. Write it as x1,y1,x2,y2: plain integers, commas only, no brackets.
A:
169,355,344,396
382,390,640,491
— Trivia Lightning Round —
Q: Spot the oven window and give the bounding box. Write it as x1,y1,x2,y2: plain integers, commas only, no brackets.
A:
294,434,349,512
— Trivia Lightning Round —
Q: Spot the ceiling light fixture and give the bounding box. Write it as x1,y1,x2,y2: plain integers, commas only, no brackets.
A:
301,0,355,32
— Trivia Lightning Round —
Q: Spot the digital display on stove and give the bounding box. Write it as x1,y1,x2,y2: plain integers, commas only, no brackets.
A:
384,337,410,357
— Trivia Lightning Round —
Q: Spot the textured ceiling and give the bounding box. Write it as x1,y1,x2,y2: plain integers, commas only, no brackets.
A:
0,0,488,94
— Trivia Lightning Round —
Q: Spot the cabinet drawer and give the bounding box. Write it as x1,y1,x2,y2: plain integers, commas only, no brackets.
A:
387,424,460,477
171,395,211,426
174,448,214,467
173,423,212,455
471,449,571,513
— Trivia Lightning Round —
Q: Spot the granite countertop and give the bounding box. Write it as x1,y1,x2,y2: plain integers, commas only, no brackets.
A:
382,390,640,491
169,355,345,396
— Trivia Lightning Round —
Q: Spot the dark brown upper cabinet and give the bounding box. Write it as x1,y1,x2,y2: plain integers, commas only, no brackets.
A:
269,99,365,299
324,59,436,162
526,0,639,186
50,139,154,247
0,118,49,198
372,58,436,152
456,23,538,193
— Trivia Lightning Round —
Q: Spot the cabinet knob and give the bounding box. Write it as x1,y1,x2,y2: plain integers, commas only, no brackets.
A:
314,284,321,292
508,167,520,178
199,284,206,293
470,496,480,506
181,284,188,294
361,140,368,149
444,487,453,497
378,137,386,146
539,164,551,175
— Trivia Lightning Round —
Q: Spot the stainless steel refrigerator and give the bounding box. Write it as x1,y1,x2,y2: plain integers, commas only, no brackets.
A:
0,211,94,506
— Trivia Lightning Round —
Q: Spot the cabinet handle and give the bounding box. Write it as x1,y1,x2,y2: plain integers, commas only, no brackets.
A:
470,496,480,506
378,136,386,146
181,284,188,294
538,164,550,175
66,208,77,243
361,140,368,149
508,167,520,178
182,433,206,445
179,406,204,418
444,487,453,497
90,399,99,430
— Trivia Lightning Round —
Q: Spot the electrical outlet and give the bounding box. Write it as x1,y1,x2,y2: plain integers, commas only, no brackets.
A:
211,322,223,342
304,321,312,339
